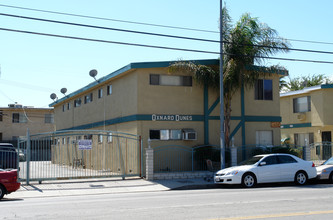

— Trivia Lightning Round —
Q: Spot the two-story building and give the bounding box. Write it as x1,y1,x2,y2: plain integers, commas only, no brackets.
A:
49,59,285,153
280,84,333,159
0,103,55,145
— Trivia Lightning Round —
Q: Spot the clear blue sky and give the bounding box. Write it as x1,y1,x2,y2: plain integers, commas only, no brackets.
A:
0,0,332,108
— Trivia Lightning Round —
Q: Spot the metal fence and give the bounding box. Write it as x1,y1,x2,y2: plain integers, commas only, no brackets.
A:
17,130,142,184
0,145,18,170
153,144,308,173
310,142,333,164
153,145,229,173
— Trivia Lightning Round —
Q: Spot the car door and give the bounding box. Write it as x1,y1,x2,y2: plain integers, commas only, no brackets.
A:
257,155,280,183
276,155,298,182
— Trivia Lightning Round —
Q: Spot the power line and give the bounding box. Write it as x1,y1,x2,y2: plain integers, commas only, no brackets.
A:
0,13,219,44
1,3,333,46
0,27,220,55
1,27,333,65
0,4,217,34
2,13,333,56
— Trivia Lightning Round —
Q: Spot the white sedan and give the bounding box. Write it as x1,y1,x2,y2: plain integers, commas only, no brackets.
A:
214,154,317,188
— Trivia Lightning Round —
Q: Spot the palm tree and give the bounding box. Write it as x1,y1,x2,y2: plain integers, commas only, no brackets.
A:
285,74,332,91
169,8,290,147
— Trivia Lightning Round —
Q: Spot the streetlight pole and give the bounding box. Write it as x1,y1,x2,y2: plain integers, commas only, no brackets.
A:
219,0,226,169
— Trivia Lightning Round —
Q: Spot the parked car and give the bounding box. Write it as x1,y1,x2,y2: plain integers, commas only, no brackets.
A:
0,169,21,200
316,157,333,183
214,153,317,188
0,143,18,169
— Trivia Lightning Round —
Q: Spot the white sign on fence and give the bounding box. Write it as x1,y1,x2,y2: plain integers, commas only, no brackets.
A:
78,140,92,150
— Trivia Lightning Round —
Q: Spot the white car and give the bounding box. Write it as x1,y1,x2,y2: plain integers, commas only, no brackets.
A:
214,154,317,188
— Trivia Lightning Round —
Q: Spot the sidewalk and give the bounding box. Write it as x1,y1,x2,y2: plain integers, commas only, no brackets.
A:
5,177,215,199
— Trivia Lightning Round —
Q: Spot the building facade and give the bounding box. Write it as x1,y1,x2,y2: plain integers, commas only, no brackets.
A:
280,84,333,146
50,59,284,151
0,103,55,143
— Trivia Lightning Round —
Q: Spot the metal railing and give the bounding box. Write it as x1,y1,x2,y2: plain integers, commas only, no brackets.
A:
18,130,142,184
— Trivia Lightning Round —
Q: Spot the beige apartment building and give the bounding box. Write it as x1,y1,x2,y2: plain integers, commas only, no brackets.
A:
0,103,55,143
280,84,333,159
49,59,285,152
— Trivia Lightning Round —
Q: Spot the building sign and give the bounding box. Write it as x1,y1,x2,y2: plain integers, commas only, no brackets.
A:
152,114,193,121
78,139,92,150
271,122,281,128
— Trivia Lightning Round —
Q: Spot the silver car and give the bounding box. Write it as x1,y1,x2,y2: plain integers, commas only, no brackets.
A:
316,157,333,183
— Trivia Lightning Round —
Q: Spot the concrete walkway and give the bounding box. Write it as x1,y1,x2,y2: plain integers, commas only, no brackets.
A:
5,177,215,199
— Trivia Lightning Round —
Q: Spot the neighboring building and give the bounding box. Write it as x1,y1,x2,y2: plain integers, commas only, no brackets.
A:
280,84,333,147
0,103,55,143
49,59,285,151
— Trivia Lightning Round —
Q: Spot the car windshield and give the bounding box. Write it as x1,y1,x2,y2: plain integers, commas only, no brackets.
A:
323,157,333,165
239,156,264,165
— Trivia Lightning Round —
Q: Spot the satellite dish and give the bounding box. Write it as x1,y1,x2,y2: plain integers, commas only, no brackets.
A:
50,93,57,101
60,88,67,95
89,69,98,81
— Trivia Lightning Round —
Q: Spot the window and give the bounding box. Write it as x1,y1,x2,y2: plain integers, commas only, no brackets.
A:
170,130,182,140
0,111,2,121
262,156,278,165
294,133,314,147
67,102,71,110
149,74,192,86
160,130,169,140
98,88,103,99
62,105,65,112
256,130,273,146
293,96,311,113
0,133,2,141
74,98,81,107
107,133,112,143
45,114,54,123
12,113,27,123
84,135,92,140
84,93,93,104
255,79,272,100
277,155,297,164
107,85,112,95
149,129,182,140
98,134,103,143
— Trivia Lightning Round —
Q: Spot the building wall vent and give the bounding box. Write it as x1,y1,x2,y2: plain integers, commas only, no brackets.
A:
297,113,306,121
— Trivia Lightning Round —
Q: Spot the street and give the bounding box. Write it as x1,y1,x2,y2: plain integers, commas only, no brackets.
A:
1,182,333,219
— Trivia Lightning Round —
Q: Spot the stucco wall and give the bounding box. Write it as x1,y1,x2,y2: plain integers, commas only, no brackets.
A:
0,108,55,140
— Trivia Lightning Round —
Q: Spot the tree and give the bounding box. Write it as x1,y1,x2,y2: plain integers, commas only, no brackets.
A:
169,7,290,147
284,74,332,91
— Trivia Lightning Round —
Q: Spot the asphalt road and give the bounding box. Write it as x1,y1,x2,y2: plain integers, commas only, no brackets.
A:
1,182,333,220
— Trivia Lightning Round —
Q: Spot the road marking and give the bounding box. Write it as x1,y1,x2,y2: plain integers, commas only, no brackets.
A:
214,210,333,220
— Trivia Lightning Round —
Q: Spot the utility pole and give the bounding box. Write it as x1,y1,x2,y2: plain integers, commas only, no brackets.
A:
219,0,226,169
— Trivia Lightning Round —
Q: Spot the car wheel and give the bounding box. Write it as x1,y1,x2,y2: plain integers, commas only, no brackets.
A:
295,171,308,185
0,185,5,200
242,173,256,188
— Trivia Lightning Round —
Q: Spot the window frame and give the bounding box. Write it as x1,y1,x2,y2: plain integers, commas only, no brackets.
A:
149,74,192,87
98,88,103,99
293,96,311,113
255,79,273,101
44,114,54,124
84,93,93,104
107,85,112,95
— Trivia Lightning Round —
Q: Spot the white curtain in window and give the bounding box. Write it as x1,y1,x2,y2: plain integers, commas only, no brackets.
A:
256,131,273,146
160,75,181,86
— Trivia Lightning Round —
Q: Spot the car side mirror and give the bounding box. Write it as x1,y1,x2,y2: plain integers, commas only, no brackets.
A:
259,162,267,166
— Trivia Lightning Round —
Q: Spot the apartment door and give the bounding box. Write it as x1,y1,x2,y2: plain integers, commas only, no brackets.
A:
322,131,332,160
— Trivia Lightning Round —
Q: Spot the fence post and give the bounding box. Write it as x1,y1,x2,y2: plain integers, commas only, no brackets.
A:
26,129,31,185
303,139,311,161
231,138,237,167
146,142,154,180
